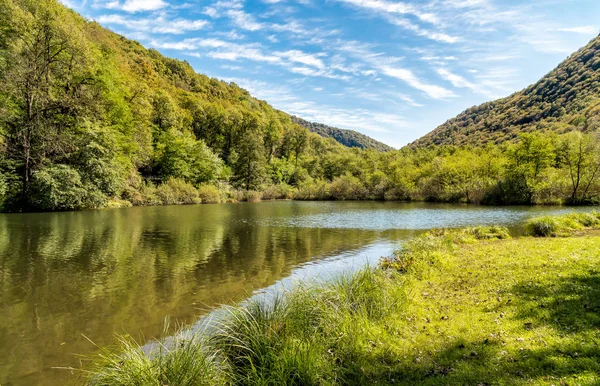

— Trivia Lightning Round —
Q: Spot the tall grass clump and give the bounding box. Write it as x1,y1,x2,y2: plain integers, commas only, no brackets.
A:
86,267,404,385
87,327,224,386
526,212,600,237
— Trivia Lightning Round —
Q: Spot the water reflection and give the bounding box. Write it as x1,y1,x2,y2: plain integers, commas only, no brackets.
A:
0,202,591,385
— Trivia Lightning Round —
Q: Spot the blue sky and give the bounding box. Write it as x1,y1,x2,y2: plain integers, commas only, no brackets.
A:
61,0,599,148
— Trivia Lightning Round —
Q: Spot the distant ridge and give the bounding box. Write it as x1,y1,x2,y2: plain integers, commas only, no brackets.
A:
292,116,394,152
412,34,600,147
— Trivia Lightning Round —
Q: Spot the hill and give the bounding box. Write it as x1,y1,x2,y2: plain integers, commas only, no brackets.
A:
0,0,360,211
291,116,394,152
412,34,600,147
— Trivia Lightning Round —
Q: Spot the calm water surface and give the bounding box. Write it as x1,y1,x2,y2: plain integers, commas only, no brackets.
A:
0,201,592,385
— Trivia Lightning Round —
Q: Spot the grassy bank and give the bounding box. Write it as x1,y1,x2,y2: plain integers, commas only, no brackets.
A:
84,214,600,385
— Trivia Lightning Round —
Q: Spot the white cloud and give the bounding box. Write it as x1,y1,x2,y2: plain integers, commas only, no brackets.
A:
338,0,438,24
556,26,598,35
380,65,456,99
227,9,264,31
278,50,326,69
436,68,481,93
101,0,168,12
151,38,348,80
219,77,400,134
98,14,209,34
390,17,459,43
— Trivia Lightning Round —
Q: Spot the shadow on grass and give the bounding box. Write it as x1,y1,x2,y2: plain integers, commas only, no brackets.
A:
510,270,600,334
376,272,600,385
384,340,600,386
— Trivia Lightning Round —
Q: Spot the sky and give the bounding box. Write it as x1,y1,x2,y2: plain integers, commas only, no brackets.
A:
60,0,600,148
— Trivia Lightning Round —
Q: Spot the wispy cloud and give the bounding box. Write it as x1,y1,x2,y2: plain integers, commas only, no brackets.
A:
152,38,349,80
99,0,169,13
556,26,598,35
97,14,209,34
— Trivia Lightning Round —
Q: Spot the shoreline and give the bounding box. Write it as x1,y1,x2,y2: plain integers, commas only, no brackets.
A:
82,212,600,385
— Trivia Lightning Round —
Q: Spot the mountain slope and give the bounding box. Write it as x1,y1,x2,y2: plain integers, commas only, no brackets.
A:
0,0,361,211
291,116,394,152
412,34,600,148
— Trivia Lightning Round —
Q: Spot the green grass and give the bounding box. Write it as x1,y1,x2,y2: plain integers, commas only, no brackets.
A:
84,218,600,385
525,212,600,237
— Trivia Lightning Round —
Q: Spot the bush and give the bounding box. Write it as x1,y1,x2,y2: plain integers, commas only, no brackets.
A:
293,179,330,200
527,216,560,237
29,164,107,211
245,190,262,203
197,184,222,204
329,174,367,200
155,179,201,205
229,189,262,202
260,184,293,200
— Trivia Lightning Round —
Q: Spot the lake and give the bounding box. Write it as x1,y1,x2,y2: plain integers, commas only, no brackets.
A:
0,201,592,385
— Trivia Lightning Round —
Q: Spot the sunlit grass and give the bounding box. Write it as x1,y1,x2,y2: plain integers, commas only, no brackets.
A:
526,212,600,237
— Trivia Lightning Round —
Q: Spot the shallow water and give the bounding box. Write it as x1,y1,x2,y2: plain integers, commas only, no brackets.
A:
0,201,592,385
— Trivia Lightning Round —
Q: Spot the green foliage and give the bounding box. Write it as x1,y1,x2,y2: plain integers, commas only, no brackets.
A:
329,174,367,200
197,184,222,204
153,130,223,185
2,0,600,212
155,178,201,205
29,164,106,211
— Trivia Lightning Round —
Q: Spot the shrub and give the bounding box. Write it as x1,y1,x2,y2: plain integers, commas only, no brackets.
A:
29,164,107,211
197,184,222,204
293,179,330,200
245,190,262,203
155,179,201,205
229,189,262,202
329,174,367,200
260,184,293,200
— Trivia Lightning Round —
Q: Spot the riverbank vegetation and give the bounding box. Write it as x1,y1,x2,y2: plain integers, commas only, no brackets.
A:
2,1,600,212
84,213,600,385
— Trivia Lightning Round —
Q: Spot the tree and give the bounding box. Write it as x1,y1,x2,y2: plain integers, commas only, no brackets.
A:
232,113,266,190
282,125,308,167
504,133,557,203
0,0,98,209
153,129,223,185
560,131,600,203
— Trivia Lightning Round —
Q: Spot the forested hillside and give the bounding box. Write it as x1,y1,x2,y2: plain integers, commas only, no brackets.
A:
0,0,359,211
2,0,600,211
291,116,394,152
413,34,600,147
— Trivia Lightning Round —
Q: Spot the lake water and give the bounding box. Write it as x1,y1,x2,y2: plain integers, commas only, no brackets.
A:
0,201,592,385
